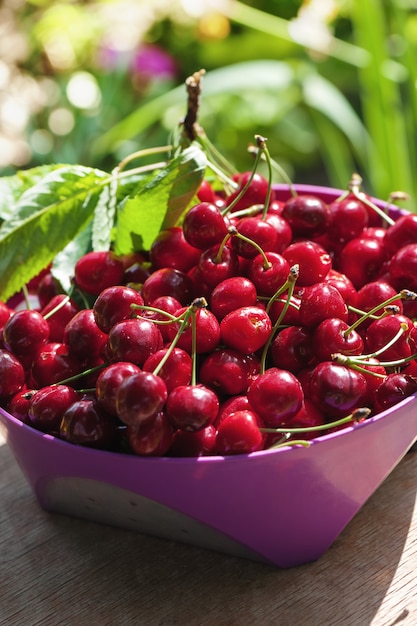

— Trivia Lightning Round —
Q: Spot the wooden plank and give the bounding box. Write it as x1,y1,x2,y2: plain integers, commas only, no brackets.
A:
1,440,416,625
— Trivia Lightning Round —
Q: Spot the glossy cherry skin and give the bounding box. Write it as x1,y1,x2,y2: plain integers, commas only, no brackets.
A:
298,282,348,327
215,409,264,455
126,410,174,456
388,243,417,291
282,194,330,237
327,196,368,244
63,309,108,366
337,237,386,289
198,244,240,288
95,361,142,415
282,240,332,286
93,285,144,333
324,269,358,308
383,213,417,256
220,305,272,354
248,251,290,297
150,226,201,272
364,314,413,362
182,202,229,249
28,384,79,434
164,306,220,355
225,172,270,212
30,342,82,388
271,325,315,373
7,388,34,424
141,268,194,306
231,216,279,258
0,301,13,334
74,251,125,296
263,213,292,252
166,384,219,431
215,394,253,427
354,281,403,332
199,347,260,396
142,347,192,392
0,349,26,399
307,361,368,419
210,276,257,320
169,425,217,457
247,367,304,427
41,294,80,343
312,318,364,363
106,317,163,366
60,398,119,449
116,370,168,427
375,372,417,411
267,295,301,326
3,309,50,366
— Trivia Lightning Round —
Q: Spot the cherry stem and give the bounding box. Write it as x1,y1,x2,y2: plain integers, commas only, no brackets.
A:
349,322,408,361
221,140,264,217
336,172,395,227
260,264,299,374
130,303,180,324
114,145,173,173
230,227,272,269
43,294,71,321
261,407,371,436
248,146,296,197
151,310,192,377
52,363,107,388
344,289,416,337
182,69,206,143
334,349,417,371
254,135,273,219
214,230,233,264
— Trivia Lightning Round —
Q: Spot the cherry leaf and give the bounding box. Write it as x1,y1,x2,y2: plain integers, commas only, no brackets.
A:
0,165,109,301
114,143,206,254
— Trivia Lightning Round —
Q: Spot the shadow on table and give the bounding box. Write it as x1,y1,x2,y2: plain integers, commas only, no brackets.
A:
2,443,416,625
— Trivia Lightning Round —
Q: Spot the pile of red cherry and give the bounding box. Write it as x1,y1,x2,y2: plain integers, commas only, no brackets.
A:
2,171,417,457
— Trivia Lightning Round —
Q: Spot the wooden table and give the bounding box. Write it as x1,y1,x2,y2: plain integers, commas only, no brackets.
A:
1,432,417,626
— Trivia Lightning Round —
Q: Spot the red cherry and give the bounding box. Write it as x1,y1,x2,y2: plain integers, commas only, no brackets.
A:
63,309,108,366
388,243,417,291
41,294,80,343
225,172,270,212
298,282,348,327
199,347,260,396
282,194,330,237
93,285,144,333
150,226,201,272
141,268,194,305
95,361,142,415
0,349,26,399
166,384,219,431
182,202,229,249
248,251,290,297
60,398,119,449
338,237,386,289
312,318,364,363
375,372,417,411
231,216,279,258
327,195,369,243
215,409,264,455
247,367,304,427
383,213,417,256
164,306,220,355
220,305,272,354
74,251,125,296
3,309,50,366
106,318,163,366
126,411,174,456
307,361,368,419
116,370,168,426
271,325,315,373
142,347,192,392
282,240,332,286
28,384,79,433
169,425,217,457
210,276,257,320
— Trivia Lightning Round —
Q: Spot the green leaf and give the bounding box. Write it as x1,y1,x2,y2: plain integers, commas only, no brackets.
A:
92,172,119,251
114,144,206,254
0,164,68,221
0,165,110,301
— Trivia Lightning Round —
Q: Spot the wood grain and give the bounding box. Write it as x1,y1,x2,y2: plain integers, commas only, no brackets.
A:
1,437,417,626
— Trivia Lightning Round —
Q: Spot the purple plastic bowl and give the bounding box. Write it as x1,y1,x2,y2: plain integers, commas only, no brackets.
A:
1,184,416,569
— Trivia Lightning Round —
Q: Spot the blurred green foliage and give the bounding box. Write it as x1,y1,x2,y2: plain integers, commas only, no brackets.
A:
2,0,417,208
